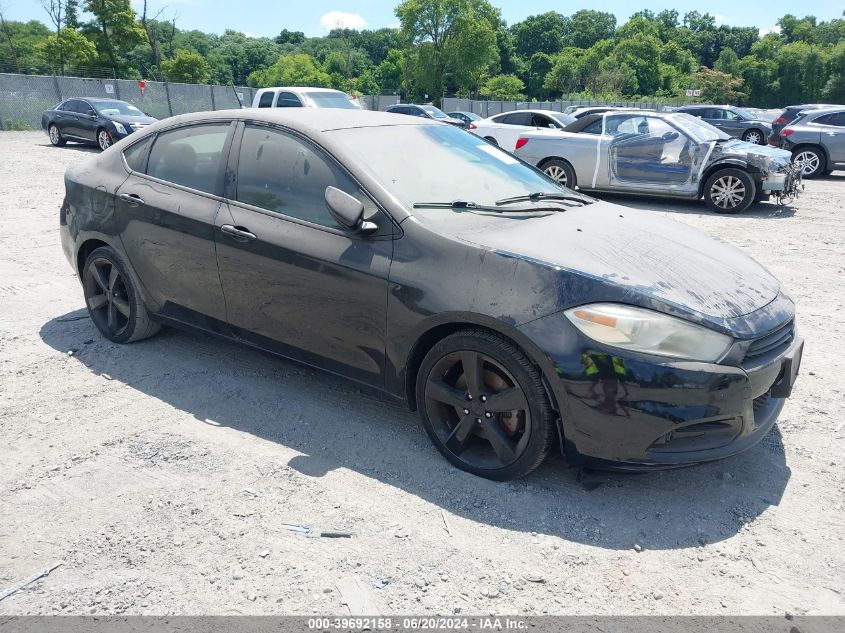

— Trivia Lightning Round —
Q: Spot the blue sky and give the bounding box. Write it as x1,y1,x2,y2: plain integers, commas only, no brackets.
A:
4,0,842,38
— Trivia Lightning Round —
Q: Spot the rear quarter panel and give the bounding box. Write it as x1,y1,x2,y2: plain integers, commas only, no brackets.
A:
516,132,599,183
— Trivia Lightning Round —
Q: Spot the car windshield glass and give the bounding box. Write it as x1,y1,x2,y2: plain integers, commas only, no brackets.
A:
421,105,449,119
732,107,756,120
306,92,360,109
94,101,143,116
672,113,730,142
549,112,575,126
330,124,565,208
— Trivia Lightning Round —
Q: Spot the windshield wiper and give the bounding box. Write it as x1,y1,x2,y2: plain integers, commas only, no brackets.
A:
412,200,564,213
495,192,591,206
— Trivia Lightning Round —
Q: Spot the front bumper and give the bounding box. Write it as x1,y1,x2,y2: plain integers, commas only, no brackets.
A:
518,314,803,470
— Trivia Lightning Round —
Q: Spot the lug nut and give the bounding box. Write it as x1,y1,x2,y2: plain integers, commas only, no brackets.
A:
463,408,470,415
485,412,492,418
480,395,487,403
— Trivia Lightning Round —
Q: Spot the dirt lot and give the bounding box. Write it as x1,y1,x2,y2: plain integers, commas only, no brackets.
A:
0,131,843,617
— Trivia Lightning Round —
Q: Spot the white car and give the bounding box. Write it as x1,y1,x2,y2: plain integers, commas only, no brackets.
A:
469,109,575,151
251,87,361,109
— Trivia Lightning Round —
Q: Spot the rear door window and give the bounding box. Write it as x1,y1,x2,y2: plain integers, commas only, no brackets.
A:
275,92,303,107
502,112,532,126
257,92,274,108
145,123,231,195
123,136,154,172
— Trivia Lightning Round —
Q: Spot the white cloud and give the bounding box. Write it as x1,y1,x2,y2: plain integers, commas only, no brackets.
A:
759,25,782,37
319,11,367,31
714,14,724,24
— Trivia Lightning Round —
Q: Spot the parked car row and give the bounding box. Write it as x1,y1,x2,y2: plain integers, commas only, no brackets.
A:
60,107,804,481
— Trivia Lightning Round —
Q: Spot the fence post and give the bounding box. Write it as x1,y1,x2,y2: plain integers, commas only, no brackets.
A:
164,82,173,116
52,74,62,103
209,84,216,111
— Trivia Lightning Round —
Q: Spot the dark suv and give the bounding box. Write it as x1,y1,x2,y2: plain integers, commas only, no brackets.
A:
770,104,842,146
675,105,771,145
384,104,464,127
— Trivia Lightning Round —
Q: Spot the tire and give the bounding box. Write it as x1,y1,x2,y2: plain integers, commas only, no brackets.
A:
97,128,112,151
82,246,160,343
742,129,765,145
48,124,66,147
483,136,498,146
415,329,556,481
541,158,577,189
703,168,756,214
792,147,825,179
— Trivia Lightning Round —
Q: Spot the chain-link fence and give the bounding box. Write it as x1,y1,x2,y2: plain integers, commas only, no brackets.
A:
442,98,681,117
0,73,258,130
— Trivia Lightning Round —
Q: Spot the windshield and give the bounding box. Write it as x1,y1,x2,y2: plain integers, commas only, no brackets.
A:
421,105,449,119
672,113,730,142
732,107,756,120
94,101,143,116
306,92,361,109
330,124,565,208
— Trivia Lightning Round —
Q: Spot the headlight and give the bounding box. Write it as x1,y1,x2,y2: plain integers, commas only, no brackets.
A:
564,303,732,362
113,122,127,134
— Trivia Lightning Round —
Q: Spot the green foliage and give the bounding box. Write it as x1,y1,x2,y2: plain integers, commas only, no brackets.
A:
480,74,524,99
161,49,210,83
39,27,98,69
247,53,331,88
693,68,746,103
568,10,616,49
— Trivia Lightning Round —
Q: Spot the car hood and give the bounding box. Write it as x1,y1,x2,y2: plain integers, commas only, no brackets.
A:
435,201,781,323
712,139,792,171
106,114,158,125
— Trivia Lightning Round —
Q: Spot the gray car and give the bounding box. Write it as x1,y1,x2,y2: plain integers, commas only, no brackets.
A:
779,107,845,178
513,110,801,213
675,105,772,145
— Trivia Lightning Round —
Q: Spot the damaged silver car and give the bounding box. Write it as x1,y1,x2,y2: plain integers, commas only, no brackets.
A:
514,110,802,213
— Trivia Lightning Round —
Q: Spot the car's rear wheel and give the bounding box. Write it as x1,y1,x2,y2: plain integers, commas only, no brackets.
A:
742,129,764,145
82,246,160,343
703,168,756,214
792,147,825,179
416,329,555,481
48,124,66,147
97,128,112,151
541,159,576,189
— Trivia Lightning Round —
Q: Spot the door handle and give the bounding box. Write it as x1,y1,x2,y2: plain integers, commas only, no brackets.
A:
118,193,145,207
220,224,257,242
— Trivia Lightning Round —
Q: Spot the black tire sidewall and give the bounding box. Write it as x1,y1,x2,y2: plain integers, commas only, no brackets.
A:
415,330,554,481
704,168,756,214
82,246,140,343
49,124,64,146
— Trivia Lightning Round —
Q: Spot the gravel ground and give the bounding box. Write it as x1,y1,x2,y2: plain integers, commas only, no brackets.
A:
0,131,843,617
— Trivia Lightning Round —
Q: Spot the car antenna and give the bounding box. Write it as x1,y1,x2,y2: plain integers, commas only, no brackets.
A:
231,83,244,109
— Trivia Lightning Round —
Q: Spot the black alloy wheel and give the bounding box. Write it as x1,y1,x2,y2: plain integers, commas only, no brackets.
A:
417,330,555,480
82,247,160,343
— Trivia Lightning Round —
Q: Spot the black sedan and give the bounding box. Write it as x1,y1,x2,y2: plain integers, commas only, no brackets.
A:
42,97,157,150
60,109,803,480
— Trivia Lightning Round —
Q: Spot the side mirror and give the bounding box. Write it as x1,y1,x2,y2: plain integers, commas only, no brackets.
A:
732,115,743,121
662,131,680,141
325,186,377,234
548,123,558,129
87,109,97,118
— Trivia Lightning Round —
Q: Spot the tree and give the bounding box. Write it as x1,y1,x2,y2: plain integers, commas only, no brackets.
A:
568,10,615,49
373,48,404,92
38,26,97,70
396,0,500,97
714,47,740,75
526,52,553,99
693,68,746,103
82,0,145,73
823,40,845,102
275,29,305,46
247,53,331,88
161,48,210,83
511,11,568,58
479,74,524,99
543,48,583,96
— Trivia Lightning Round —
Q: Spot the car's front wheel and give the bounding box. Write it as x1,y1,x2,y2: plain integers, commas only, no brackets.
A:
703,168,756,213
82,246,160,343
541,159,576,189
792,147,825,179
416,329,555,481
97,129,112,151
742,129,764,145
48,124,66,147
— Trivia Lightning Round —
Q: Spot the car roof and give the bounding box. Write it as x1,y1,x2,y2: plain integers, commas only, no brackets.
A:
148,108,433,134
492,109,568,116
257,87,346,94
62,97,126,102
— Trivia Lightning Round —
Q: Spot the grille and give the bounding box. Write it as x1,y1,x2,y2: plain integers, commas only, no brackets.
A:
744,321,794,361
753,392,770,412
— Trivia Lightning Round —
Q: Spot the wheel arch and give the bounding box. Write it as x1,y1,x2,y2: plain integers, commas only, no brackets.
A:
403,316,562,415
791,143,829,169
76,237,116,277
537,156,573,170
697,160,749,196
